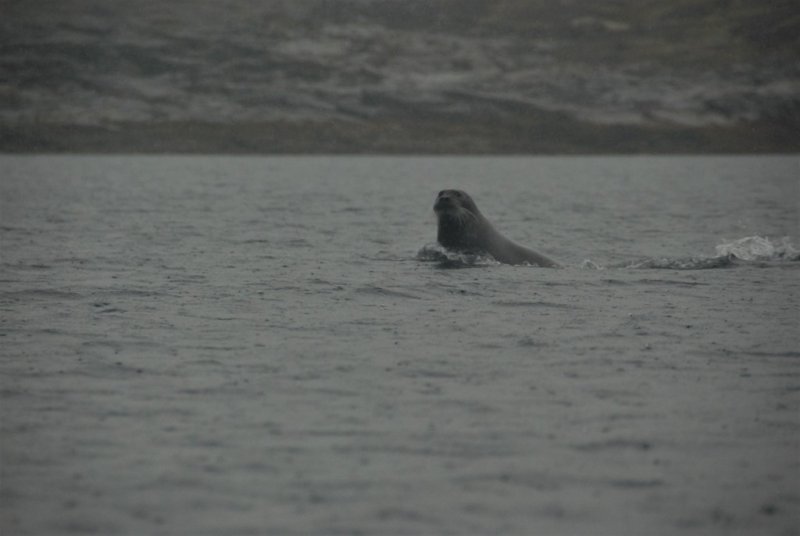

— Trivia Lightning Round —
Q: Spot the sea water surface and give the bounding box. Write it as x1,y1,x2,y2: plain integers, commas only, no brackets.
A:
1,156,798,535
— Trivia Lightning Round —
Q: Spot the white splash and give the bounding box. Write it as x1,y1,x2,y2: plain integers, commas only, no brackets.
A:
715,236,799,261
580,259,605,270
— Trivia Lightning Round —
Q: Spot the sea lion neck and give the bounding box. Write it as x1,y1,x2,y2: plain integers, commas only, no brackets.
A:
436,210,484,251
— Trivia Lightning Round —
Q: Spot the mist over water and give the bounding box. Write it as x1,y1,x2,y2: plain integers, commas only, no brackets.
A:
1,155,798,535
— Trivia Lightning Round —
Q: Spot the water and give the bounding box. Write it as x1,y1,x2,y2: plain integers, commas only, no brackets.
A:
1,155,798,535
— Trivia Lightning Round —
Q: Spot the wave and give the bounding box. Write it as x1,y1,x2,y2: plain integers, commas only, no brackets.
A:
422,236,798,270
620,255,737,270
714,236,799,262
611,236,798,270
416,243,499,269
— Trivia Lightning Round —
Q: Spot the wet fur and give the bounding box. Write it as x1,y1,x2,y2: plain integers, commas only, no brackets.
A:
434,189,560,267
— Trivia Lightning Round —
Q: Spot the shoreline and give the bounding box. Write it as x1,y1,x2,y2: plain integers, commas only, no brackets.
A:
2,118,798,155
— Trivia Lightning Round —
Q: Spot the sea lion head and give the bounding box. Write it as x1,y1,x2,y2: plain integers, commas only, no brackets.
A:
433,189,485,251
433,189,480,216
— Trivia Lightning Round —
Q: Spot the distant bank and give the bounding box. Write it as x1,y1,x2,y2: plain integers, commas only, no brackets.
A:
3,1,798,155
1,118,797,154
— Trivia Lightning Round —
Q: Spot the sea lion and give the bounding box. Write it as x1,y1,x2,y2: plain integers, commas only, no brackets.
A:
433,189,560,267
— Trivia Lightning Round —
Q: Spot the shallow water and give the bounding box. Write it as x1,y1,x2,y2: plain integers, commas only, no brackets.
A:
1,155,799,535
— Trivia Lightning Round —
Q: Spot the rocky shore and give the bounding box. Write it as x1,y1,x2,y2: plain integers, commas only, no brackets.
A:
2,0,798,153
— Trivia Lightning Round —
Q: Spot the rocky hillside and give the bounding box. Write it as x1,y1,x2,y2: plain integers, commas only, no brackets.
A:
1,0,798,152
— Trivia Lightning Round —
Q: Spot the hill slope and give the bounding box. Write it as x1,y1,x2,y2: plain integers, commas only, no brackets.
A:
1,0,798,152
